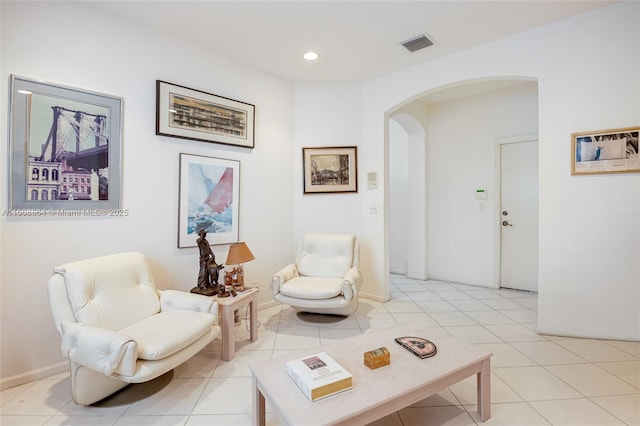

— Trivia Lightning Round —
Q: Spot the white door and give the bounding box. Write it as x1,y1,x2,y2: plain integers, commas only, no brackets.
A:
500,140,539,292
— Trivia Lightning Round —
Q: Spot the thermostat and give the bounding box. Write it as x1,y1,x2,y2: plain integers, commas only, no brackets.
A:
367,172,378,189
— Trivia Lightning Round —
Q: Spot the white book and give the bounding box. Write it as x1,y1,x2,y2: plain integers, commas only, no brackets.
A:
285,352,353,401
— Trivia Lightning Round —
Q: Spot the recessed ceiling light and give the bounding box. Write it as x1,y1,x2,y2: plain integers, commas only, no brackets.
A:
17,89,32,95
302,51,319,61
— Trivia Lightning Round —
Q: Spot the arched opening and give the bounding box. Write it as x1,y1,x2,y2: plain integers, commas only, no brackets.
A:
386,77,539,293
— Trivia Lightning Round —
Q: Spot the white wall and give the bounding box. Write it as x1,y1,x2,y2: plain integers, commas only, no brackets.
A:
361,2,639,340
388,120,409,275
389,108,429,280
0,1,294,387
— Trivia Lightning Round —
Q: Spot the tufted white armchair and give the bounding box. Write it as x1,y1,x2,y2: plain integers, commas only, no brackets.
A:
271,234,362,316
47,251,221,405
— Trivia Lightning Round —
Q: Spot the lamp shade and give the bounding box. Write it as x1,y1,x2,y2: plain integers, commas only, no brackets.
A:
226,242,255,265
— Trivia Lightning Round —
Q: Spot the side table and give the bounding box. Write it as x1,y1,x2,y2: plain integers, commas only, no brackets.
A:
215,287,259,361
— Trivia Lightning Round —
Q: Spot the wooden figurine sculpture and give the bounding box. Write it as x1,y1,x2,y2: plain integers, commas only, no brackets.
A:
191,229,224,296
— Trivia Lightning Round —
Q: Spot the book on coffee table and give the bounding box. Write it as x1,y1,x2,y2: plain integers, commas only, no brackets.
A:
394,336,437,359
286,352,353,401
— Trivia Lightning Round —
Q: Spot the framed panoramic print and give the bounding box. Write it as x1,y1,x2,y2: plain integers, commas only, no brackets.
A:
8,75,123,211
156,80,255,148
303,146,358,194
571,126,639,175
178,153,240,248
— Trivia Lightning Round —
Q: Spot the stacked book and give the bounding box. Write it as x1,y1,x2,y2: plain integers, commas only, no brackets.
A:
286,352,353,401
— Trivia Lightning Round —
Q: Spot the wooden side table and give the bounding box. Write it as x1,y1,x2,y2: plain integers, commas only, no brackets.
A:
215,287,259,361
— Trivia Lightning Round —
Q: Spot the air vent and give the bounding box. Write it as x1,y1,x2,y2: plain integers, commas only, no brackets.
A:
401,34,434,53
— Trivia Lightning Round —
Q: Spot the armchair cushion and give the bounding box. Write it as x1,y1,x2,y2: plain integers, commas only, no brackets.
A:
297,234,356,278
159,289,218,317
54,252,160,330
61,320,137,376
280,277,343,300
119,310,215,360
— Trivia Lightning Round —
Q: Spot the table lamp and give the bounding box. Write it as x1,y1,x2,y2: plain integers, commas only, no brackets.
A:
225,242,255,291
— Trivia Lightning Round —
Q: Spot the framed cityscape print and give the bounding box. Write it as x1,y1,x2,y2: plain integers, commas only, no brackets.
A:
178,153,240,248
571,126,639,175
156,80,255,148
303,146,358,194
8,74,123,212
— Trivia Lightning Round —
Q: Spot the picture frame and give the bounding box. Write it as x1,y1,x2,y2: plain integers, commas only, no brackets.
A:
571,126,639,175
8,74,123,211
156,80,255,149
303,146,358,194
178,153,240,248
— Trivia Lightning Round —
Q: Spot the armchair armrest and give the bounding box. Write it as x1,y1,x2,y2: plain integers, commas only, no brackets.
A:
341,267,362,302
61,321,138,376
159,290,218,318
271,264,299,296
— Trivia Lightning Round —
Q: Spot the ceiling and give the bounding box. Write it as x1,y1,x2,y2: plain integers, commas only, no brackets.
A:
88,1,617,82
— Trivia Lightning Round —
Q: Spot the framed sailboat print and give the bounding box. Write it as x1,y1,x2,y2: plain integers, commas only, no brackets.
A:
178,153,240,248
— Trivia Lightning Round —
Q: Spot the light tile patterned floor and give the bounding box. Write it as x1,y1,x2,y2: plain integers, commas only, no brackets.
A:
1,276,639,425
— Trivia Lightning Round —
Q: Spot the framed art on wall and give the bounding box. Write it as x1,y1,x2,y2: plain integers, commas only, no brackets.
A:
8,74,123,211
571,126,639,175
178,153,240,248
303,146,358,194
156,80,255,148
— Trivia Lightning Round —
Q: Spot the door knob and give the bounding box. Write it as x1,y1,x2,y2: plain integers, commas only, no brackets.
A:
502,221,513,227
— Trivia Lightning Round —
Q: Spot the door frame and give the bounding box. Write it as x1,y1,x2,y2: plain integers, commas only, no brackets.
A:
493,134,538,289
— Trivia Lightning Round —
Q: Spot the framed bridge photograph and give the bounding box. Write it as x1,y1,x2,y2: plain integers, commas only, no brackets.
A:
8,75,123,212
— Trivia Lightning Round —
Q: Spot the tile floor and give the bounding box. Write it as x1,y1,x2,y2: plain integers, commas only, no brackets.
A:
1,276,639,425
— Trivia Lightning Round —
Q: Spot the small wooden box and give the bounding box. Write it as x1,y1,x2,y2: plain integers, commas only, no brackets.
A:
364,347,390,369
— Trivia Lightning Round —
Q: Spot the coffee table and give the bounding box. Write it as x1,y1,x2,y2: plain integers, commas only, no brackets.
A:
250,323,492,425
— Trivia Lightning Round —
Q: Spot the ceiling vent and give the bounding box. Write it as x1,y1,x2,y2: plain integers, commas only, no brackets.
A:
401,34,434,53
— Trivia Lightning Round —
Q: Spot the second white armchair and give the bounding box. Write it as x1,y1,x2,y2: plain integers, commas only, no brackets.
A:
271,233,362,316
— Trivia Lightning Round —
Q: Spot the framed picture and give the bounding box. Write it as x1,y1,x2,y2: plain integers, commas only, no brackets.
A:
571,126,639,175
156,80,255,149
303,146,358,194
8,75,123,211
178,153,240,248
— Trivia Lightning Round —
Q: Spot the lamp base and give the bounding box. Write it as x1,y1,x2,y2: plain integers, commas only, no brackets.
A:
225,266,245,292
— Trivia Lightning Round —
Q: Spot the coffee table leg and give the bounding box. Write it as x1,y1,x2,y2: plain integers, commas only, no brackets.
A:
253,375,266,426
477,358,491,422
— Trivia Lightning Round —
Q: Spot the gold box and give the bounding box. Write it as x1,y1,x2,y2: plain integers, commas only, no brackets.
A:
363,347,390,369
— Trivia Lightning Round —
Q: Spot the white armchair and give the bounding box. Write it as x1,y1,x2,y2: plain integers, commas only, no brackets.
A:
271,234,362,316
47,251,221,405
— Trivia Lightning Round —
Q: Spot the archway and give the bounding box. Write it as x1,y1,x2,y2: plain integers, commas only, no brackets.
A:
385,78,539,291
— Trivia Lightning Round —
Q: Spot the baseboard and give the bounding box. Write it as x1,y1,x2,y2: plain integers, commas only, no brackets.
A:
358,291,389,303
1,361,68,391
258,299,280,310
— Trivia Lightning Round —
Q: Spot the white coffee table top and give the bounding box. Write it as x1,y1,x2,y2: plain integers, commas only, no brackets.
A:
250,323,492,425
